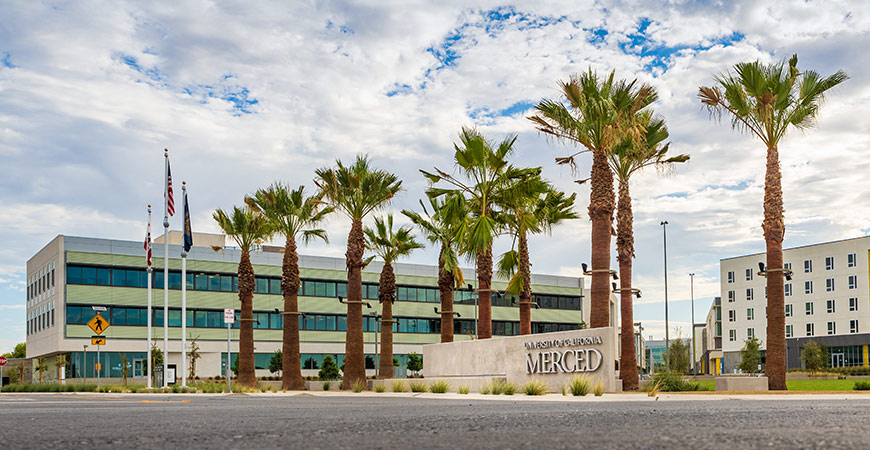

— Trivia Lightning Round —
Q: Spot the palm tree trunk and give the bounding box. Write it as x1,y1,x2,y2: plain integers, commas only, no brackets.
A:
616,180,638,391
477,246,493,339
342,218,366,389
378,262,396,379
763,145,786,390
237,249,256,388
438,243,454,343
519,231,532,335
589,149,615,329
281,236,305,390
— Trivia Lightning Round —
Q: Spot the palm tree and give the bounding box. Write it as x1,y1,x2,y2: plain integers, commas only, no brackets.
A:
498,179,578,335
314,155,402,388
213,205,271,388
364,215,424,379
529,70,657,328
699,54,847,390
422,127,538,339
402,194,468,343
247,183,333,390
609,112,689,390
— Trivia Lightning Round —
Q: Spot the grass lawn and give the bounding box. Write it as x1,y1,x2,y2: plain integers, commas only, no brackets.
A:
691,379,862,391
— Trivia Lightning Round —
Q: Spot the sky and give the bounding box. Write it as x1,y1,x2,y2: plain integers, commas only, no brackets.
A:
1,0,868,353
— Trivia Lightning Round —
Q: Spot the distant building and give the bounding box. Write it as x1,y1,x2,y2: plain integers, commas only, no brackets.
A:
719,236,870,372
700,297,724,374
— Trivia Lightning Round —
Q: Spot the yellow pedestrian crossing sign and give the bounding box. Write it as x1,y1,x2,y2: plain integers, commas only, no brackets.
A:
91,336,106,346
87,314,110,335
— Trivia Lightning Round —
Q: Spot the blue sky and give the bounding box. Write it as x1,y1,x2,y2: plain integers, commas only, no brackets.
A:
1,1,868,352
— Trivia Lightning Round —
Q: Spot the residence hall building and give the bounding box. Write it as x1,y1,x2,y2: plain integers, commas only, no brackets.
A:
25,233,586,382
700,296,724,375
720,236,870,372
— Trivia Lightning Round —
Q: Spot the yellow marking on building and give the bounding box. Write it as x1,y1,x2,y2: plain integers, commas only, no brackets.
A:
863,345,869,368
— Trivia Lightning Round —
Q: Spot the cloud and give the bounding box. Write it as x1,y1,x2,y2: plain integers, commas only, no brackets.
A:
0,1,867,344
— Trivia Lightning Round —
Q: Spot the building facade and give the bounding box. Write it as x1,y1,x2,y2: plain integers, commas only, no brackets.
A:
719,236,870,372
700,297,724,374
25,234,586,382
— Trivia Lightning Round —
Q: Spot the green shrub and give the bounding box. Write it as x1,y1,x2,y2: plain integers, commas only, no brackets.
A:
350,380,366,393
644,372,707,392
429,380,449,394
523,379,548,396
409,381,427,393
854,380,870,391
391,380,407,392
374,383,386,393
560,384,567,396
501,381,516,395
569,375,591,396
593,381,605,396
318,356,340,381
322,381,332,391
458,385,469,395
480,383,492,395
490,380,505,395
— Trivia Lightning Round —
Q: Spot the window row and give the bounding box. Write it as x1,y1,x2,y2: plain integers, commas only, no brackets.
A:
66,264,581,310
727,254,859,285
65,304,580,336
28,261,56,301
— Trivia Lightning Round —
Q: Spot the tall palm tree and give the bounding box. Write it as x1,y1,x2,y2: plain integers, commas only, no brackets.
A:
402,194,468,343
422,127,538,339
364,215,424,379
314,155,402,388
529,70,657,328
246,183,333,390
609,112,689,390
498,179,578,335
213,205,271,388
699,54,847,390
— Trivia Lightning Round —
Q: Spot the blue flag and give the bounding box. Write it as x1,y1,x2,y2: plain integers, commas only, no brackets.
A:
183,189,193,252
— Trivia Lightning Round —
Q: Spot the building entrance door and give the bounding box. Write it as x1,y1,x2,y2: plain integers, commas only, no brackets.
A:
133,359,144,378
831,353,845,368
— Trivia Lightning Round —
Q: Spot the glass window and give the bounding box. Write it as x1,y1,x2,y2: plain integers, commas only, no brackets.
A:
337,316,346,331
168,309,181,327
96,268,110,285
269,313,282,329
270,279,281,295
325,315,336,331
785,304,792,317
747,308,754,320
112,307,126,326
786,325,793,338
304,281,315,296
728,310,735,322
806,323,814,336
827,299,835,313
727,271,734,283
850,297,858,312
825,256,834,270
208,275,221,291
195,310,207,327
745,268,752,281
315,282,327,297
397,287,408,301
850,320,858,334
66,305,81,324
255,278,269,294
747,328,754,338
195,274,208,291
826,278,834,292
186,310,194,327
728,290,735,302
208,311,221,328
848,275,857,290
827,322,836,335
337,282,347,298
82,267,97,285
806,302,814,315
315,315,326,331
784,284,792,297
848,253,857,267
427,289,438,303
805,281,813,294
112,269,126,286
326,282,336,297
304,315,315,330
804,259,812,273
746,288,753,301
153,308,164,326
221,275,233,292
67,266,82,284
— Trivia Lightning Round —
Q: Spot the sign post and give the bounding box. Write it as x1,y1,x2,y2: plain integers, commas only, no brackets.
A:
0,355,7,392
224,308,235,393
89,306,109,387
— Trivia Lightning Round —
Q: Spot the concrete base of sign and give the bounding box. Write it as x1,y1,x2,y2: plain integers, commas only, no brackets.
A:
423,327,618,393
369,377,506,393
714,376,769,391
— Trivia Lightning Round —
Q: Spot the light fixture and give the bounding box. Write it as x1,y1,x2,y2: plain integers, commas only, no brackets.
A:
581,263,588,273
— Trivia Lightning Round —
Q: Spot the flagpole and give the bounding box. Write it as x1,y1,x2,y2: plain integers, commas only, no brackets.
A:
147,205,153,391
163,149,170,388
181,181,188,388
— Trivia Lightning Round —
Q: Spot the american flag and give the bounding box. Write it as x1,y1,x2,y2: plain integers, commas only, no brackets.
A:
166,162,175,216
144,216,152,267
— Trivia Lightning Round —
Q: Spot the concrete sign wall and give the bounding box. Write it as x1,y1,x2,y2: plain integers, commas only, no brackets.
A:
424,327,617,392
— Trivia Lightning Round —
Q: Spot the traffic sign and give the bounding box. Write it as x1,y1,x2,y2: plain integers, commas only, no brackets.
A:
0,356,7,366
95,363,101,371
87,314,110,335
224,308,235,324
91,336,106,346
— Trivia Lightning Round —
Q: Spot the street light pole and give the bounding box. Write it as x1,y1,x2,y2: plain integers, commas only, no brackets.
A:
661,220,670,373
690,272,695,374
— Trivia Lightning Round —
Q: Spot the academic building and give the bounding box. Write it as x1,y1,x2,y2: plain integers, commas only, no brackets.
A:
719,236,870,372
25,233,586,382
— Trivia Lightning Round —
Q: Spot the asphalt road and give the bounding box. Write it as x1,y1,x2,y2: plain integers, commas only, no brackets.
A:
1,393,868,449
